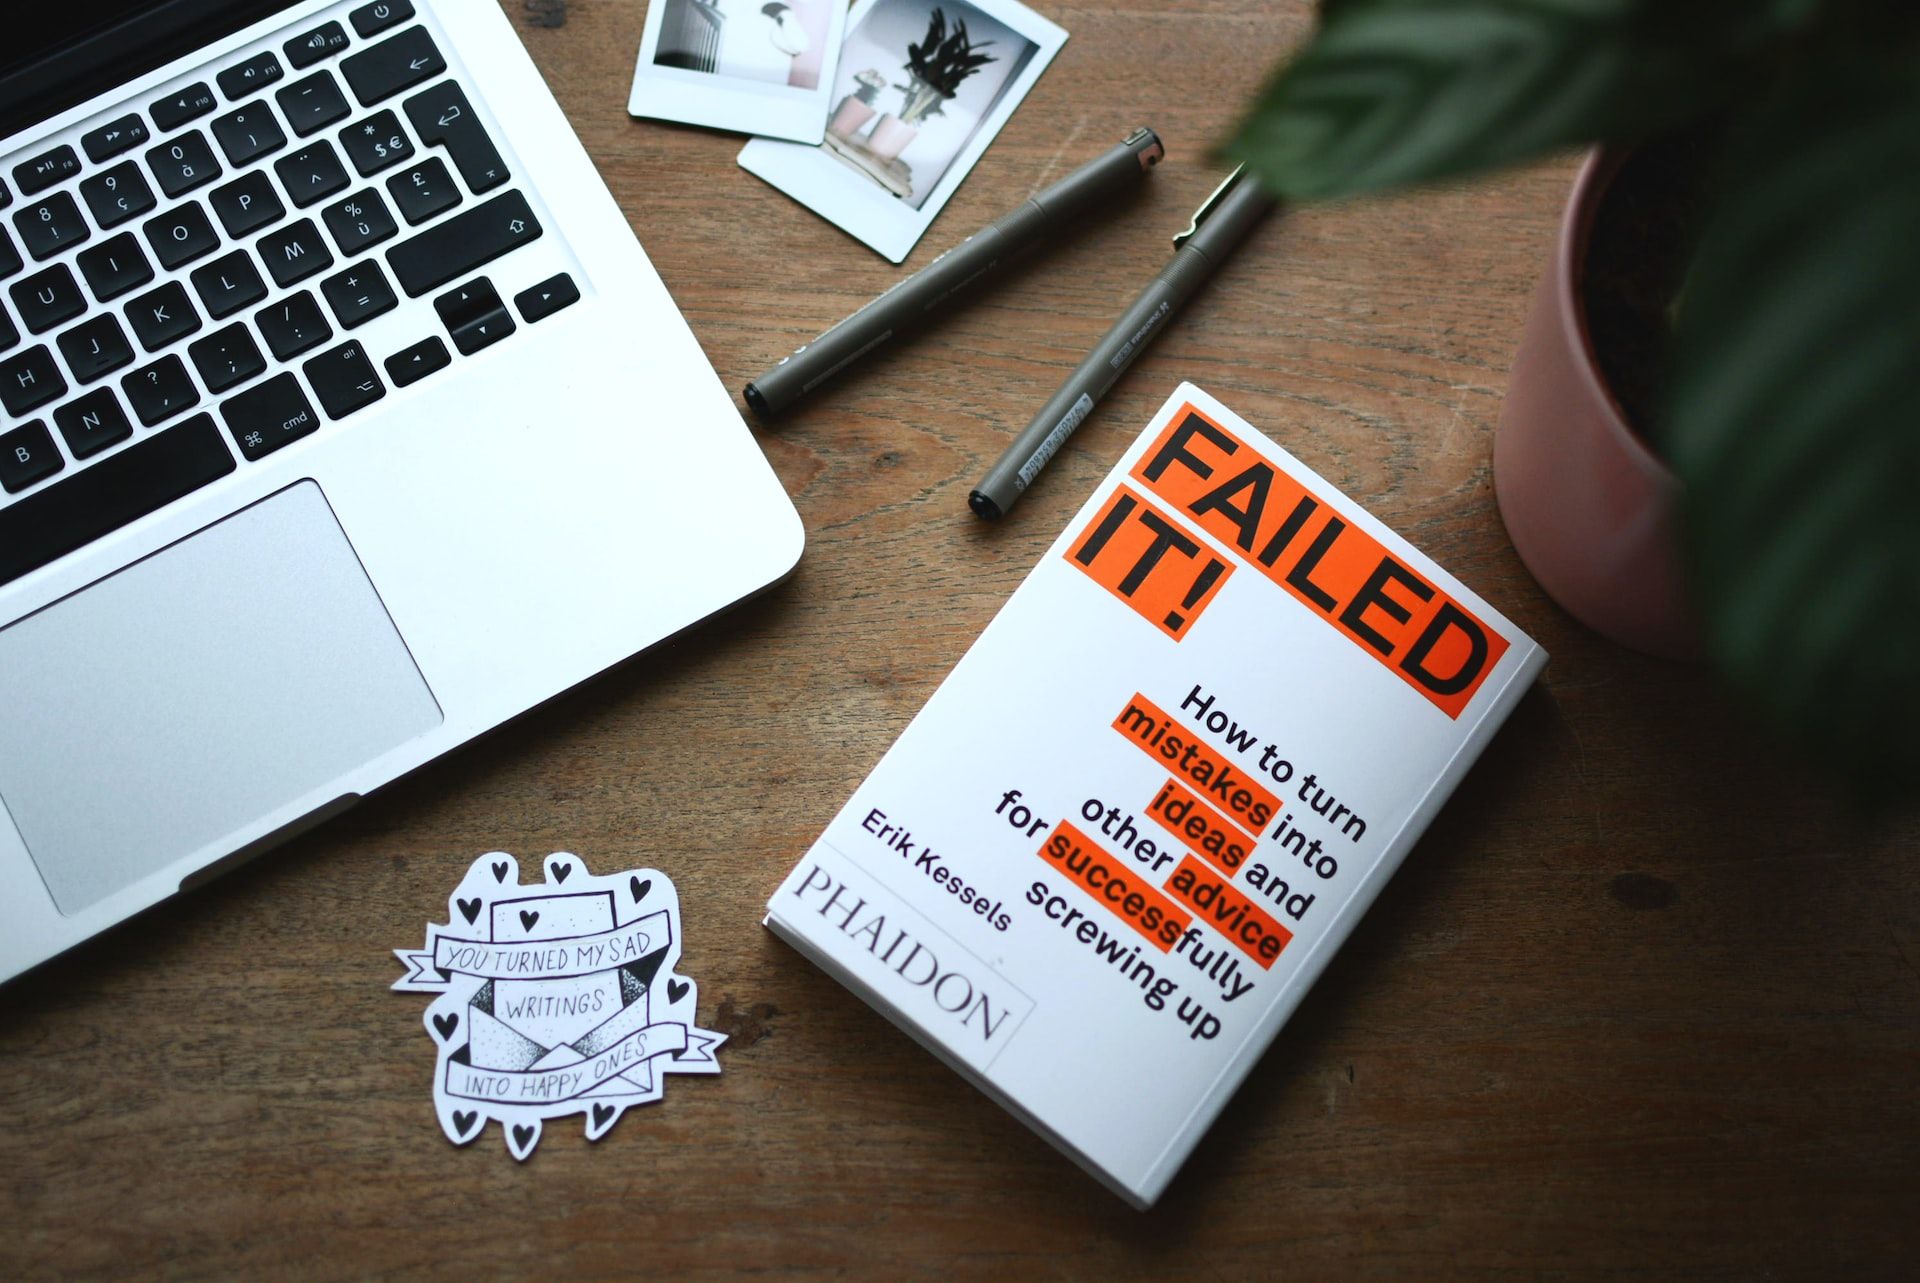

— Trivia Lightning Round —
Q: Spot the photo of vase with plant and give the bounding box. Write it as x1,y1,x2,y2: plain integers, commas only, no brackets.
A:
819,0,1038,207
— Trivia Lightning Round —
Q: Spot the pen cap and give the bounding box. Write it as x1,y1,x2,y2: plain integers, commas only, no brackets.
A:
1023,127,1165,225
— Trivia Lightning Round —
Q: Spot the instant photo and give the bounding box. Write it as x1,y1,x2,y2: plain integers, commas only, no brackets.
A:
630,0,851,142
737,0,1067,261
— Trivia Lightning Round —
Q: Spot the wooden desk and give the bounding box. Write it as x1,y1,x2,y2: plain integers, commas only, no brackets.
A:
5,1,1918,1276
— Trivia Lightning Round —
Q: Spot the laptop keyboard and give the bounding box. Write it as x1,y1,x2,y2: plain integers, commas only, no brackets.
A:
0,0,579,588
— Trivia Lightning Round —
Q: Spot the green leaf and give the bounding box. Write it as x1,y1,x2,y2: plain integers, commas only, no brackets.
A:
1223,0,1810,199
1665,64,1920,798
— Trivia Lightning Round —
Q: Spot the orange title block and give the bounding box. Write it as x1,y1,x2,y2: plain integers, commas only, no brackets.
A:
1035,820,1191,952
1065,484,1233,641
1164,855,1292,969
1130,403,1510,717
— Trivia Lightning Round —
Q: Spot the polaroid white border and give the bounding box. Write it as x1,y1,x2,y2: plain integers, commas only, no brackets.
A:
629,0,851,143
735,0,1068,262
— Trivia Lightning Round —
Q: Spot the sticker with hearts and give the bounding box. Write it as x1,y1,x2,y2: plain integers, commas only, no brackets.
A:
393,852,724,1159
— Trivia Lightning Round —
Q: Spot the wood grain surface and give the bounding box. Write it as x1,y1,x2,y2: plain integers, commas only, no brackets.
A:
5,1,1918,1277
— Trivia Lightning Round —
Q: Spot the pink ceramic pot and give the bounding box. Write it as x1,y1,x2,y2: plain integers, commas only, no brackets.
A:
1494,148,1700,659
866,114,918,162
829,95,876,138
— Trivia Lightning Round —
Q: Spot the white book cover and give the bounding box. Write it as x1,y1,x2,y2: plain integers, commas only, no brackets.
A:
766,383,1547,1207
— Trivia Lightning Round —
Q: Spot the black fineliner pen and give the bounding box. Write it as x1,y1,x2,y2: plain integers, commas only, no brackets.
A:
743,127,1166,420
969,167,1276,520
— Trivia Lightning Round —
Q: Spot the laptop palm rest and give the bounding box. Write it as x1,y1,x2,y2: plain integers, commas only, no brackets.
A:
0,481,442,915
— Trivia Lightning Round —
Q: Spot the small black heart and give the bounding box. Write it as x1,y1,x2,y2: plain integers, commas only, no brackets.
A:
452,1110,478,1137
520,909,540,931
433,1012,459,1040
491,861,509,882
551,862,571,883
592,1103,615,1128
629,876,651,904
667,978,689,1005
457,897,480,924
512,1124,535,1150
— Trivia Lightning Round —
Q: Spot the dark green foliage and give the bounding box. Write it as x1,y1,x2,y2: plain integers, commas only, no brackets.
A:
1226,0,1920,797
902,7,997,99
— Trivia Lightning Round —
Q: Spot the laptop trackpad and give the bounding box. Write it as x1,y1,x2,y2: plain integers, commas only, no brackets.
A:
0,482,442,915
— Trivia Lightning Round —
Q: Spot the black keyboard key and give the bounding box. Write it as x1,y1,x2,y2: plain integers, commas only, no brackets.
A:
321,260,397,328
386,157,460,225
1,226,19,279
188,323,267,392
76,233,155,302
343,27,445,106
386,191,539,296
255,291,332,359
13,146,80,197
275,140,350,207
258,218,334,287
384,334,447,386
146,131,222,198
286,21,350,70
221,372,319,460
351,0,415,38
322,188,397,255
516,273,579,322
144,201,219,269
217,51,284,100
82,114,150,164
404,82,507,193
80,161,158,228
189,250,268,319
209,170,284,237
53,387,134,459
151,82,217,131
0,421,61,493
276,71,351,136
0,307,16,353
0,178,8,209
125,280,202,351
433,276,511,354
0,345,66,415
210,102,287,167
56,314,135,384
14,193,91,260
303,339,383,417
123,354,199,424
0,414,235,587
10,263,86,334
339,109,414,177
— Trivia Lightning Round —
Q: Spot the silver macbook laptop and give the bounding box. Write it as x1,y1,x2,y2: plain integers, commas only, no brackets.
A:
0,0,803,981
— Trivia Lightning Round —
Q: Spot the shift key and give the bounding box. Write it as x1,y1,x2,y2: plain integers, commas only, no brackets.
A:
384,190,540,297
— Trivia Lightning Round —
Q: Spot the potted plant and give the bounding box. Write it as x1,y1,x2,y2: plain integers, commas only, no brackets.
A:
830,69,890,138
1224,0,1920,796
867,7,997,161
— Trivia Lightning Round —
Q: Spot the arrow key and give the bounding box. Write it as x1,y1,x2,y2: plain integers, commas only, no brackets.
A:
515,272,578,323
342,26,446,106
384,335,449,387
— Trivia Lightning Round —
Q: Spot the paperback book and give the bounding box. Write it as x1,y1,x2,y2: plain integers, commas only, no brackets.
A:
766,383,1547,1206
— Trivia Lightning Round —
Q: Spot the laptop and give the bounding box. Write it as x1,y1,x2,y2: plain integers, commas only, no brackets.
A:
0,0,804,982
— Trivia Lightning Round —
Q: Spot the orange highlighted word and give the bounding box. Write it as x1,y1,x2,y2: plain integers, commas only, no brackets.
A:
1131,403,1510,717
1035,821,1190,951
1111,693,1279,833
1065,484,1232,641
1146,777,1254,875
1165,856,1292,968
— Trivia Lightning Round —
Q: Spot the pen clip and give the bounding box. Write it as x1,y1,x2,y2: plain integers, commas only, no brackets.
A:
1173,165,1246,248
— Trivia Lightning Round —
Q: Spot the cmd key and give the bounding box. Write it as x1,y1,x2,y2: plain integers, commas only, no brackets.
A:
385,190,539,296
